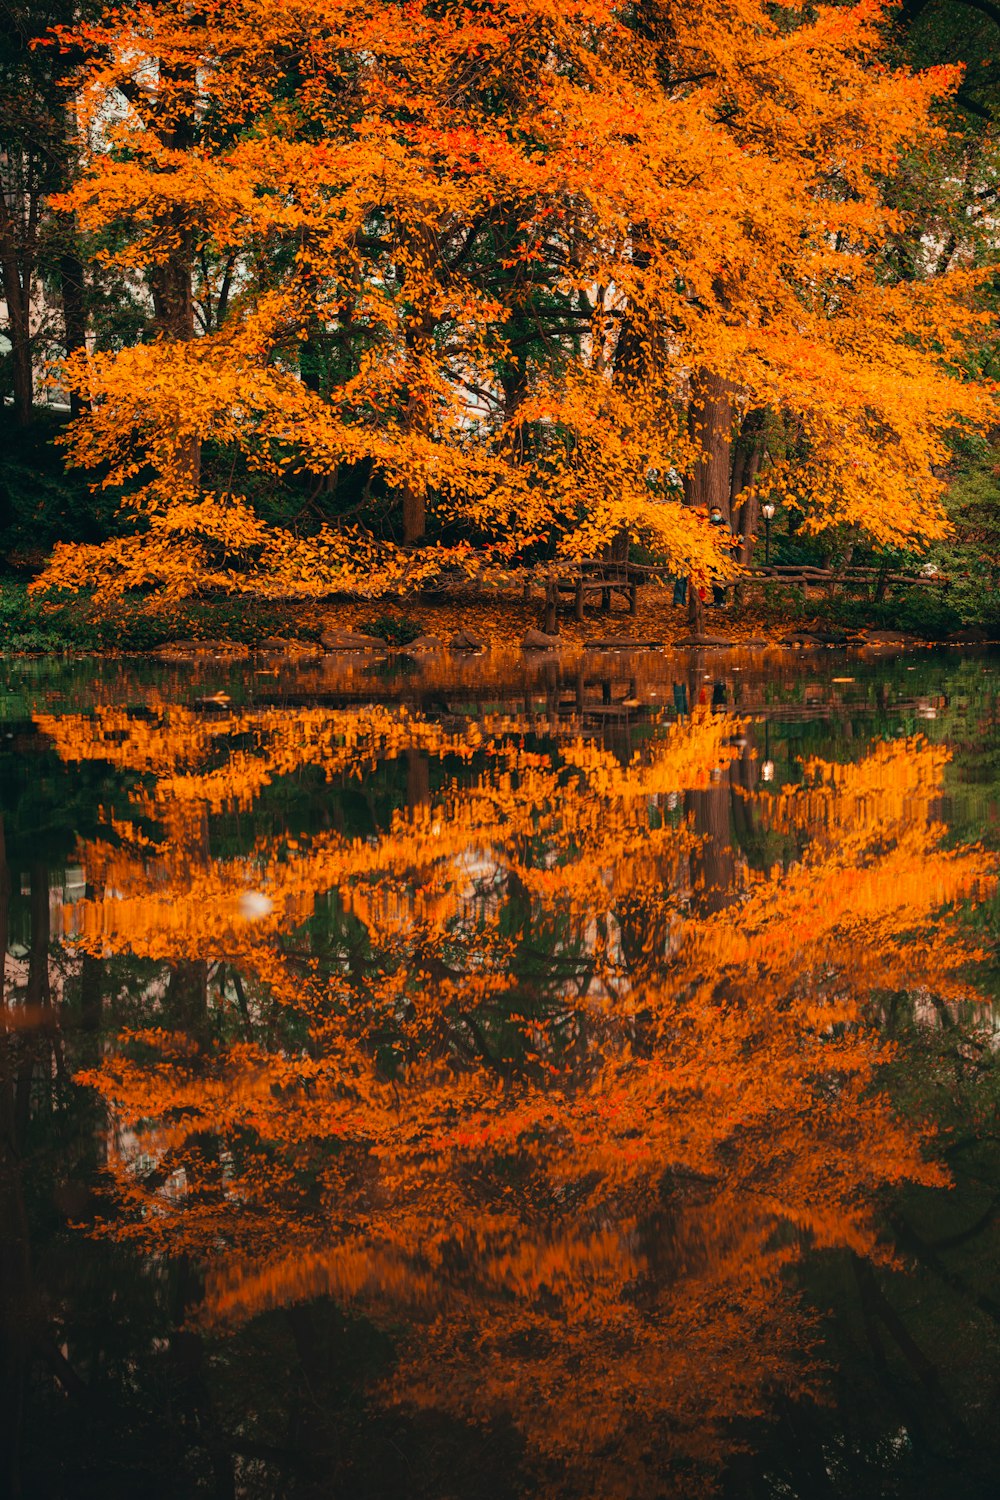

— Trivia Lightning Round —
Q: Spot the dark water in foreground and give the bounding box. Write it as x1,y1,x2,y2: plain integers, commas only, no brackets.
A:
4,644,1000,1500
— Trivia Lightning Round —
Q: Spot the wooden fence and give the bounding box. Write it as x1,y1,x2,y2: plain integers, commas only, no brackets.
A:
514,559,948,629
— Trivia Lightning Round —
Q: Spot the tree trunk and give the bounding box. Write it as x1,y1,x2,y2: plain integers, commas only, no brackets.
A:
59,251,88,419
399,234,439,544
149,190,199,488
402,480,425,545
7,304,32,427
544,581,558,634
612,241,652,388
0,244,33,426
607,528,629,562
684,370,734,520
687,581,706,635
732,408,767,565
681,370,734,623
0,169,38,427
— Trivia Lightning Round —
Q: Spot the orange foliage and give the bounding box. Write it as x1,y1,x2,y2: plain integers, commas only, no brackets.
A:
32,0,994,599
35,689,997,1494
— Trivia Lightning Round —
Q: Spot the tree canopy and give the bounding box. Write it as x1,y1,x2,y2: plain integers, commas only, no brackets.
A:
5,0,990,599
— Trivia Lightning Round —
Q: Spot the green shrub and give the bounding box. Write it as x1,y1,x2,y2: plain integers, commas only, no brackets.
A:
0,582,324,654
357,611,424,645
747,582,809,624
0,584,95,652
0,411,118,571
816,588,961,639
935,457,1000,630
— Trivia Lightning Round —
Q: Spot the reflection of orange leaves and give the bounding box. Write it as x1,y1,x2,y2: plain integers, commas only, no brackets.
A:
758,737,954,844
40,695,997,1496
41,704,734,960
685,826,991,1002
36,701,486,814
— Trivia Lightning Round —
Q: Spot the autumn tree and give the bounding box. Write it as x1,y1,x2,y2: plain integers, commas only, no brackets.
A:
8,0,982,602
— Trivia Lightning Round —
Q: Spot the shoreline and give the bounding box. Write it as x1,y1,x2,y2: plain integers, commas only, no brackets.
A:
2,585,994,658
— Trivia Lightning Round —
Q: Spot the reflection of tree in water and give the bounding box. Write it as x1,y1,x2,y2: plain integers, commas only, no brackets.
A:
8,696,999,1496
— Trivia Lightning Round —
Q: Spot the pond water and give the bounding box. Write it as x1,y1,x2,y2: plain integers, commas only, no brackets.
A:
4,644,1000,1500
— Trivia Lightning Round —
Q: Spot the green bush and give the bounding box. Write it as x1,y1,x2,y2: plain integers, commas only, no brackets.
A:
0,411,118,570
935,455,1000,630
357,611,424,645
0,584,94,652
816,588,961,639
85,597,324,650
0,582,324,654
747,582,809,624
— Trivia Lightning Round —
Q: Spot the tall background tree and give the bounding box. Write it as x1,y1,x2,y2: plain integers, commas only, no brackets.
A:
0,0,84,425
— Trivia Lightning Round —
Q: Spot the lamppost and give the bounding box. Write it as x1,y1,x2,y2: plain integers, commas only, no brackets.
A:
761,500,775,567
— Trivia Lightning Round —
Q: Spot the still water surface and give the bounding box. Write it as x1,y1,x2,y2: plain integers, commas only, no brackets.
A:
4,645,1000,1499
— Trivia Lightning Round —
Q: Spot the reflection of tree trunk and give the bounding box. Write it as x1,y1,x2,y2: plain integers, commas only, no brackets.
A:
850,1253,971,1451
77,952,104,1075
28,867,50,1010
79,954,103,1035
729,738,758,846
686,769,735,914
0,816,13,1104
284,1302,345,1486
406,749,430,809
891,1209,1000,1329
0,818,29,1500
166,961,209,1045
170,1258,236,1500
15,865,51,1142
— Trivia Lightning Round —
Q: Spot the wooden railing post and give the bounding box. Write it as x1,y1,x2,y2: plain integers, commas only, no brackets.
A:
544,580,557,634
